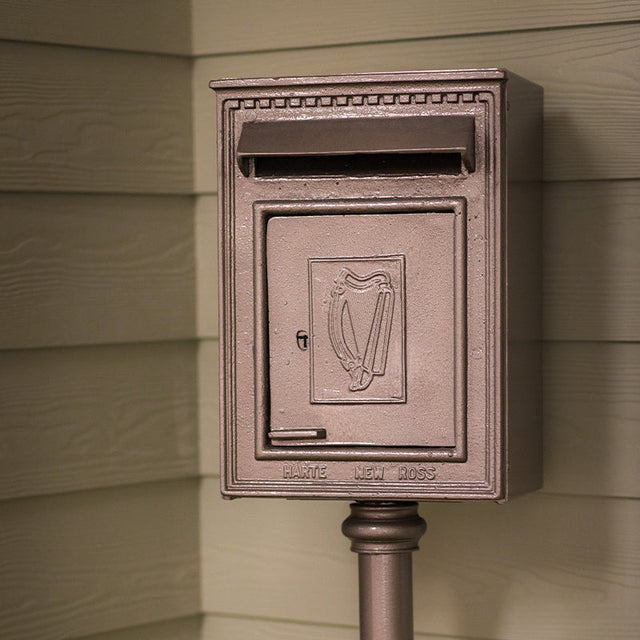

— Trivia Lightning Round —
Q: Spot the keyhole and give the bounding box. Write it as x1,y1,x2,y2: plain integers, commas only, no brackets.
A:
296,330,309,351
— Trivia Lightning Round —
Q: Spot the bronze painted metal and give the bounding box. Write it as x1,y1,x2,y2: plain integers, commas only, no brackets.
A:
211,69,543,640
342,502,426,640
211,69,543,501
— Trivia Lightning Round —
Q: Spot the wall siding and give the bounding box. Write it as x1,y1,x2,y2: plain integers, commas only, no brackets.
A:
0,193,195,349
2,3,638,640
543,342,640,498
195,195,218,338
197,4,640,640
77,616,201,640
203,614,467,639
0,6,197,640
198,339,220,477
0,41,192,194
0,0,191,54
192,0,640,55
543,180,640,342
201,484,640,640
0,481,199,640
194,23,640,192
0,341,198,500
201,341,640,500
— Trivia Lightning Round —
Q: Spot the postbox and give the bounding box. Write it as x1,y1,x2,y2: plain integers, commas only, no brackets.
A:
211,69,542,501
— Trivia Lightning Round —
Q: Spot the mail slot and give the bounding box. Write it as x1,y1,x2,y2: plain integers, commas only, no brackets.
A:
211,69,543,501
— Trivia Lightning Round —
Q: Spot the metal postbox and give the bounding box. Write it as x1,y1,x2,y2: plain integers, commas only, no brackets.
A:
211,69,542,501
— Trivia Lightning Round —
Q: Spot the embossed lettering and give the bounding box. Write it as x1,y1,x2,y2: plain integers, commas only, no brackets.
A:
355,465,385,480
398,466,436,481
282,463,328,480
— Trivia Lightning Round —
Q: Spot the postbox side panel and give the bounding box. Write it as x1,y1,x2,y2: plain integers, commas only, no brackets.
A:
504,72,544,498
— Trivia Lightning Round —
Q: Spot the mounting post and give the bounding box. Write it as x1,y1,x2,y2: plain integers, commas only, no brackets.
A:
342,502,426,640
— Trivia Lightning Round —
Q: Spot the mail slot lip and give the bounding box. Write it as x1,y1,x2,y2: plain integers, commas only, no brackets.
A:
252,197,468,463
237,116,476,174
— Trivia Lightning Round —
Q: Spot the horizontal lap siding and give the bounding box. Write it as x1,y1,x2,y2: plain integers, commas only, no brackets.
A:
203,616,360,640
198,340,220,477
195,185,640,344
1,7,197,640
201,484,640,640
0,0,191,54
5,4,635,640
194,23,640,191
200,341,640,500
0,481,199,640
203,614,466,639
543,342,640,497
544,180,640,341
197,5,640,640
0,193,195,349
0,342,198,500
195,196,218,338
192,0,640,55
0,41,192,194
75,616,201,640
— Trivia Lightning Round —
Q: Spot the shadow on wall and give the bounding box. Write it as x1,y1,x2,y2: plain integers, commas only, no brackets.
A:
542,114,639,497
412,110,622,638
413,493,628,639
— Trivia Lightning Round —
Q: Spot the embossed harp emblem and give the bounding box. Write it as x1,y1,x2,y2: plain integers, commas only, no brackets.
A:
328,268,395,391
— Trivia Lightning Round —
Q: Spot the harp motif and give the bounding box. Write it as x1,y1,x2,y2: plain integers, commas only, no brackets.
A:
328,268,395,391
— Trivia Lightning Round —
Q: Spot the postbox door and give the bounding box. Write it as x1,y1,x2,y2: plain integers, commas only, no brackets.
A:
266,208,466,450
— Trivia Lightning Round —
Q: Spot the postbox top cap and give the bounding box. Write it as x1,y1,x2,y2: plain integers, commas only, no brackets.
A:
210,68,511,90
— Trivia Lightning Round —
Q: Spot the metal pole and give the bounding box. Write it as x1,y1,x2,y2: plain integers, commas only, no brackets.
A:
342,502,426,640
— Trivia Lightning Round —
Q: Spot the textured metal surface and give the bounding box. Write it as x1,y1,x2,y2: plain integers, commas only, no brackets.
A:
342,502,426,640
211,69,543,501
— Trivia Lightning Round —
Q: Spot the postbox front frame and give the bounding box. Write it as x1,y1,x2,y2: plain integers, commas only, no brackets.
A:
255,197,469,460
213,70,542,501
